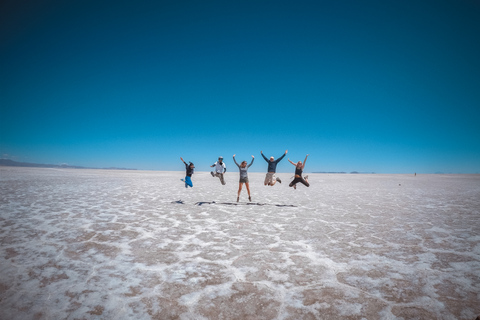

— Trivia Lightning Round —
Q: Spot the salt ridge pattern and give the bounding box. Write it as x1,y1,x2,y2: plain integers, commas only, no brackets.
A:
0,167,479,319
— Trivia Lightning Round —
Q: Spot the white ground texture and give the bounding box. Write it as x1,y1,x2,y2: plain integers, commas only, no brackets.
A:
0,167,479,320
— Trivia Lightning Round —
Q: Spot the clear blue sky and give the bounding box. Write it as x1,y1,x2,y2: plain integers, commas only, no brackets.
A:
1,0,479,173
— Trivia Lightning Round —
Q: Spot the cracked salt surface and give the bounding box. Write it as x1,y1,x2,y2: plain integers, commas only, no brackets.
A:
0,167,479,319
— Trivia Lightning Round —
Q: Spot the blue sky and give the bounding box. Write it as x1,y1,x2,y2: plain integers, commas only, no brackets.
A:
1,0,479,173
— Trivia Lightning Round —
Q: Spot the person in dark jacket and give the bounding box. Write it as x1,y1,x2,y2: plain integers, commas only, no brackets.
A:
261,150,287,186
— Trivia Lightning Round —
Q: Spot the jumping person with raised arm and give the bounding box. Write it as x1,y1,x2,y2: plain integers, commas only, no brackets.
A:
288,154,310,189
180,157,195,188
261,150,287,186
210,156,227,185
233,154,254,202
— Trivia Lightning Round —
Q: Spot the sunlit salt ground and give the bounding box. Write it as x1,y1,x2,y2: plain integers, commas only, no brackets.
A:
0,167,479,320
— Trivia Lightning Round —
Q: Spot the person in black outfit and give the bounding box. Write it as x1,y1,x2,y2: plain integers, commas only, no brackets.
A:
288,154,310,189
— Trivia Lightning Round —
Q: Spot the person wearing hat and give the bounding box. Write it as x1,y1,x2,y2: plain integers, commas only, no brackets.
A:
261,150,287,186
210,156,227,185
180,157,195,188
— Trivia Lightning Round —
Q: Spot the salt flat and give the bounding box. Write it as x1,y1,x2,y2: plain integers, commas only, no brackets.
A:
0,167,479,319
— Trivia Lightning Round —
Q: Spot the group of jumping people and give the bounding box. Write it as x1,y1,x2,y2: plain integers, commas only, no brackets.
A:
180,150,310,202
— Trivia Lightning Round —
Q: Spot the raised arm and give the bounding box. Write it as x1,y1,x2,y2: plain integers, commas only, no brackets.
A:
180,157,188,168
261,151,269,162
303,154,309,168
233,155,240,167
277,151,287,163
288,159,296,166
248,155,255,168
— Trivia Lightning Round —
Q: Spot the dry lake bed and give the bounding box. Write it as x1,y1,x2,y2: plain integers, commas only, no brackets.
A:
1,167,479,319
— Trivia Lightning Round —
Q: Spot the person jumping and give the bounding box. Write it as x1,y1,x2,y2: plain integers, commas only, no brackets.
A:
180,157,195,188
233,154,254,202
288,154,310,189
261,150,287,186
210,156,227,185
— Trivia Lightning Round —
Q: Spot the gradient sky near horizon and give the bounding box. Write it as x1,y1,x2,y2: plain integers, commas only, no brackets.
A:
1,0,479,173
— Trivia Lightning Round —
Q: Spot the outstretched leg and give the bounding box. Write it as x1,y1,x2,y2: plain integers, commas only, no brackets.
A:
290,177,309,188
303,176,310,187
300,177,310,187
289,178,300,188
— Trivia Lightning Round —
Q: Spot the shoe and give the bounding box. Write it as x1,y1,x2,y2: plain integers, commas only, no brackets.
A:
237,197,239,202
210,172,214,177
293,184,296,190
304,175,309,180
276,177,282,183
248,196,251,202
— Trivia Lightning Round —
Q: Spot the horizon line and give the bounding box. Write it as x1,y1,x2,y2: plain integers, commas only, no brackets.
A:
1,158,478,175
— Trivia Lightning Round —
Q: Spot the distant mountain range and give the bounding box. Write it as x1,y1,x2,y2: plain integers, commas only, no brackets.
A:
0,159,136,171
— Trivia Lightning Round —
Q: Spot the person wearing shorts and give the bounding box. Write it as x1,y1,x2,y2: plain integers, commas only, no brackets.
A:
261,150,287,186
264,172,276,185
233,154,254,202
288,154,310,189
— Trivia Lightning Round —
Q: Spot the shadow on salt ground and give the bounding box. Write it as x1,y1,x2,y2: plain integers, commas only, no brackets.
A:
172,200,297,207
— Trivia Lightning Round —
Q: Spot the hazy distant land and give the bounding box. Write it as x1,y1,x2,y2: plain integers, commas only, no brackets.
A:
1,159,376,174
2,159,379,174
0,159,136,171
